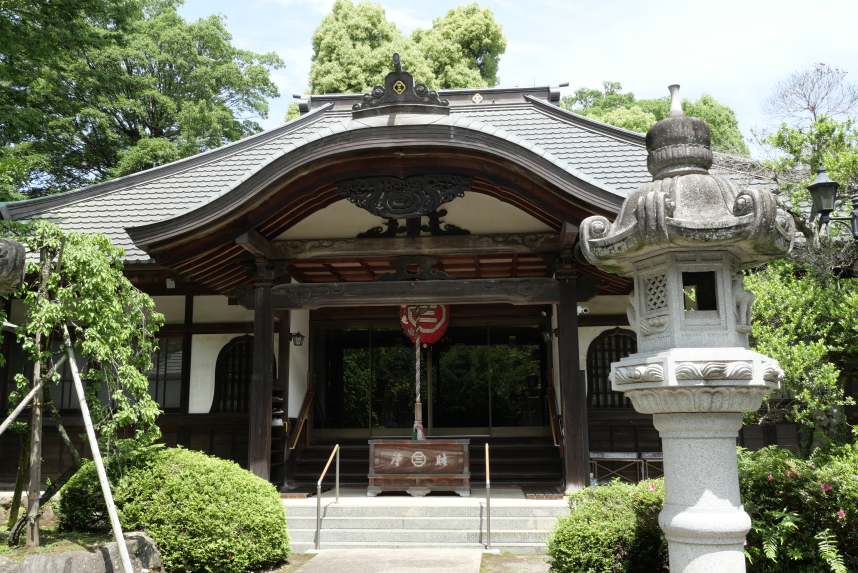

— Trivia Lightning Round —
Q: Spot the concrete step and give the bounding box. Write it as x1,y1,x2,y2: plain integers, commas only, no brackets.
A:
285,505,568,518
286,516,560,530
287,528,551,544
289,541,548,555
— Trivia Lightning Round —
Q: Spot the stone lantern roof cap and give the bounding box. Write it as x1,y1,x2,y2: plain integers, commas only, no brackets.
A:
578,85,795,276
645,85,713,180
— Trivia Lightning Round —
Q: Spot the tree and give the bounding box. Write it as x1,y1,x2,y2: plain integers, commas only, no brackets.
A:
745,256,857,452
744,64,858,451
1,0,284,198
561,81,750,155
764,63,858,128
412,3,506,89
754,64,858,248
306,0,506,97
1,219,163,544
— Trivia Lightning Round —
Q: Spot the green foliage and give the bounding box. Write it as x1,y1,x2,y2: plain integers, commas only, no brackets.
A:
308,0,505,94
561,81,749,155
0,219,164,457
1,0,283,197
58,448,291,573
412,3,506,89
758,116,858,244
739,445,858,571
745,259,857,445
547,479,668,572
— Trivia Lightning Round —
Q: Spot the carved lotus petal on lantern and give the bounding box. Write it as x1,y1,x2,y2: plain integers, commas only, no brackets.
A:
626,386,770,414
674,361,754,381
611,364,665,385
762,362,785,383
579,86,795,276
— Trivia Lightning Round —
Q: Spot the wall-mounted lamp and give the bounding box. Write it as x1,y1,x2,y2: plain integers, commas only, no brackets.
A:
289,332,305,347
165,277,176,289
542,328,559,343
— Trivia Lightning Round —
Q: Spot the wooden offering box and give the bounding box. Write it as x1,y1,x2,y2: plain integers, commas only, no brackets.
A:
368,439,470,497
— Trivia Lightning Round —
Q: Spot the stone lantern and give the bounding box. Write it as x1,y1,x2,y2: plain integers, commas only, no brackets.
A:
579,85,795,572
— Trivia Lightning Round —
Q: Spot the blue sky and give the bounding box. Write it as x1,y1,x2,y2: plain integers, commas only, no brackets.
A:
178,0,858,157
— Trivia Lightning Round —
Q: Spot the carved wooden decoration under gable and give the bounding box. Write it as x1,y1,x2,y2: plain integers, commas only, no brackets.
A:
336,175,472,219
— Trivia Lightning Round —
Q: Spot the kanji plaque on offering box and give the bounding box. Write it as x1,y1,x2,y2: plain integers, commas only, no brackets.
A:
367,439,470,497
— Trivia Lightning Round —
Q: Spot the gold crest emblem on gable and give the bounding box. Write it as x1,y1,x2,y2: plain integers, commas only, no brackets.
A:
392,80,407,95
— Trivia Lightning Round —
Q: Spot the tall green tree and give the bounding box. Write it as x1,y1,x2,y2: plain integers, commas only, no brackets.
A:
1,0,284,198
306,0,506,97
561,81,750,155
1,219,164,543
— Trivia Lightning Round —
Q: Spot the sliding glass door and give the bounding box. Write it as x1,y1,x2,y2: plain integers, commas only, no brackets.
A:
311,320,551,438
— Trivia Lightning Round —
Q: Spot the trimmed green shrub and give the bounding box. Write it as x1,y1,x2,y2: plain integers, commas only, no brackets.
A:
739,444,857,572
547,478,668,572
58,447,290,573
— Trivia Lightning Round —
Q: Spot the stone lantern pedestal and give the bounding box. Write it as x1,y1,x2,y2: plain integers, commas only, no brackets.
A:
579,86,794,572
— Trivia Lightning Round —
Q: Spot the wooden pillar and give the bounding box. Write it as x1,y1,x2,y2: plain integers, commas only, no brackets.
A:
558,276,589,492
248,283,274,480
275,310,291,485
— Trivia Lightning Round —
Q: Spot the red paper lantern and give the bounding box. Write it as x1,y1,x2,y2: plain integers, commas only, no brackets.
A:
400,304,450,344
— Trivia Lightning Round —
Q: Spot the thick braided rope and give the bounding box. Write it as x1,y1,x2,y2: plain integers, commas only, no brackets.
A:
415,328,421,403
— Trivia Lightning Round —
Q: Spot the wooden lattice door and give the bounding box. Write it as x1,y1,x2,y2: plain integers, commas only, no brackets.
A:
586,328,637,408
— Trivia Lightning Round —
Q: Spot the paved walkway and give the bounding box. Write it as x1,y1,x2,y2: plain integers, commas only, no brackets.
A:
293,548,482,573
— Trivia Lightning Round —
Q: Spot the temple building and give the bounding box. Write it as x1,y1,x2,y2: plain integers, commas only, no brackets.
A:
0,59,799,492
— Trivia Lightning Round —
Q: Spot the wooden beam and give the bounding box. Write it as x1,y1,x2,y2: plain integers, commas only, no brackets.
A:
232,277,560,310
560,221,579,247
269,232,561,260
236,230,271,259
248,285,273,480
558,276,589,493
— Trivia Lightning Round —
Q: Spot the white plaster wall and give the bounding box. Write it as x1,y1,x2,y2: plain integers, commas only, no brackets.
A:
583,295,628,315
188,333,281,413
193,296,255,323
288,310,310,418
275,193,552,240
276,200,393,239
439,193,552,235
151,296,185,324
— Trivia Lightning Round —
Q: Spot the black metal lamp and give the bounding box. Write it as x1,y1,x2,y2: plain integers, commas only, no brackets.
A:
807,168,858,243
808,168,840,224
290,332,305,346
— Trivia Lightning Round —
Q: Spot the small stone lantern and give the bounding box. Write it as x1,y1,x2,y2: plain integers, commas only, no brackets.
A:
579,85,795,572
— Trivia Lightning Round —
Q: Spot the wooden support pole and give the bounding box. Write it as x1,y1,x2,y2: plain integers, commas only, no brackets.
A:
275,310,291,486
558,276,589,493
249,284,274,480
61,322,134,573
25,350,41,547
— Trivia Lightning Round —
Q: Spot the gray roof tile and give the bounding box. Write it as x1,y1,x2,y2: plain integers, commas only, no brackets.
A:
4,98,676,261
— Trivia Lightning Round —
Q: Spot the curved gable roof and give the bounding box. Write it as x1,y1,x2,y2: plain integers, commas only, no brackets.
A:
2,91,653,261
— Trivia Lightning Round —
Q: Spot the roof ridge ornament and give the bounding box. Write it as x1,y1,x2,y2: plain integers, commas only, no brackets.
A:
352,53,450,118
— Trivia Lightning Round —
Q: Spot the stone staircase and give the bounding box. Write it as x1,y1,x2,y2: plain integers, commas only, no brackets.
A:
284,491,568,554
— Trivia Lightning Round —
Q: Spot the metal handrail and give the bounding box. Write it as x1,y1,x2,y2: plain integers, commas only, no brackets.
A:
485,443,491,551
546,386,559,447
315,444,340,550
288,392,314,451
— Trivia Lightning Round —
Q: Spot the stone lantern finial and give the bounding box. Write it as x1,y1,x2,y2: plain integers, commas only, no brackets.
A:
577,85,795,573
646,84,713,180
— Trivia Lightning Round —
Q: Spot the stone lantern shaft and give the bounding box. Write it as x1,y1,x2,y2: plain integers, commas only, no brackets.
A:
579,85,793,573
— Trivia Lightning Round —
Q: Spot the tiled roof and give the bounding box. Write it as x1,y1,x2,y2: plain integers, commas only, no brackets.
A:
5,92,766,262
455,99,650,194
